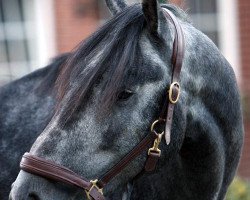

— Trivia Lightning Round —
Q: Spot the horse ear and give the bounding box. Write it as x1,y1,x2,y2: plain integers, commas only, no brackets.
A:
142,0,165,35
105,0,128,15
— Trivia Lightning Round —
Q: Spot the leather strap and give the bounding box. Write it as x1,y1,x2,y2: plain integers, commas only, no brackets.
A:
144,151,161,172
20,131,157,199
144,9,185,171
20,153,104,200
97,132,157,188
162,9,185,144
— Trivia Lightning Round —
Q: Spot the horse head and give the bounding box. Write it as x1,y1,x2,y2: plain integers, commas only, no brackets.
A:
9,0,243,200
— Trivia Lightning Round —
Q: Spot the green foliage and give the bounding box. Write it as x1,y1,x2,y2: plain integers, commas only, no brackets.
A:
226,177,250,200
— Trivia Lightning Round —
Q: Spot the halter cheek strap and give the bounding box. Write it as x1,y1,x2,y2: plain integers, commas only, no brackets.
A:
162,9,185,145
144,8,185,172
19,9,185,200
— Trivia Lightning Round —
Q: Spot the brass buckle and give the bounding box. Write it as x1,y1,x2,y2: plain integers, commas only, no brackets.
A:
85,179,103,200
148,120,164,156
168,82,180,104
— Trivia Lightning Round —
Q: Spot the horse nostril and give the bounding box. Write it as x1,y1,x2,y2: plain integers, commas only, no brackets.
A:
28,193,40,200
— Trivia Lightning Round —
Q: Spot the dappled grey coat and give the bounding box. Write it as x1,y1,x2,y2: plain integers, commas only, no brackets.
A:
1,0,244,200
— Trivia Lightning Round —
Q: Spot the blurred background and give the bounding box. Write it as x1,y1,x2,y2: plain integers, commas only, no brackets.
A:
0,0,249,198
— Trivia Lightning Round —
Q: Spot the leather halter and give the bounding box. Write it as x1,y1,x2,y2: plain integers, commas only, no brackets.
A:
20,9,185,200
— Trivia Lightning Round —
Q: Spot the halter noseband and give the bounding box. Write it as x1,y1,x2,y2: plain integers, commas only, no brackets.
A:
20,9,185,200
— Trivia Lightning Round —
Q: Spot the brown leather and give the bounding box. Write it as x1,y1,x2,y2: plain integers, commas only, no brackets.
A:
20,131,157,199
144,151,160,172
19,8,185,200
143,9,185,171
20,153,104,200
88,188,105,200
97,132,157,188
162,9,185,144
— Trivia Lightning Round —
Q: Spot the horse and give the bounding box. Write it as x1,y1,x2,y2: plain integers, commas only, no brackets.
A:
2,0,244,199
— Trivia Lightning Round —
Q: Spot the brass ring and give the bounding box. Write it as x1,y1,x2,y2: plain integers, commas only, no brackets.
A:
150,119,165,135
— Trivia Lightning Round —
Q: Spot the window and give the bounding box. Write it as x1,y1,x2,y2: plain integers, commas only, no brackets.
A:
0,0,37,86
186,0,219,46
185,0,240,81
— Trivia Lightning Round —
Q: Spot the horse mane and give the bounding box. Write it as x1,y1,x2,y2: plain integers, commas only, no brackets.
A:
55,4,187,125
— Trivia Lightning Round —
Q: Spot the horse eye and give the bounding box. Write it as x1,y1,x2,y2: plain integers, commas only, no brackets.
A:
117,89,134,101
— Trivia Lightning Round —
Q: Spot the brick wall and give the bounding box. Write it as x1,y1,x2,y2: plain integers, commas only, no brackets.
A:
170,0,183,7
237,0,250,178
54,0,99,53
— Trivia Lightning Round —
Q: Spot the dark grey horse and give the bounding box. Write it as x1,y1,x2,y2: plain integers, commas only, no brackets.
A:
1,0,244,199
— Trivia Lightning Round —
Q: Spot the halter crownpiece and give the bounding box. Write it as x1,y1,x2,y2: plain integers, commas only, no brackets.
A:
20,8,185,200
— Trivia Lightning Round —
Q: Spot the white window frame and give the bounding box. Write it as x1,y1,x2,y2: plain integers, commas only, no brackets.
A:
217,0,241,84
186,0,241,84
33,0,57,70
